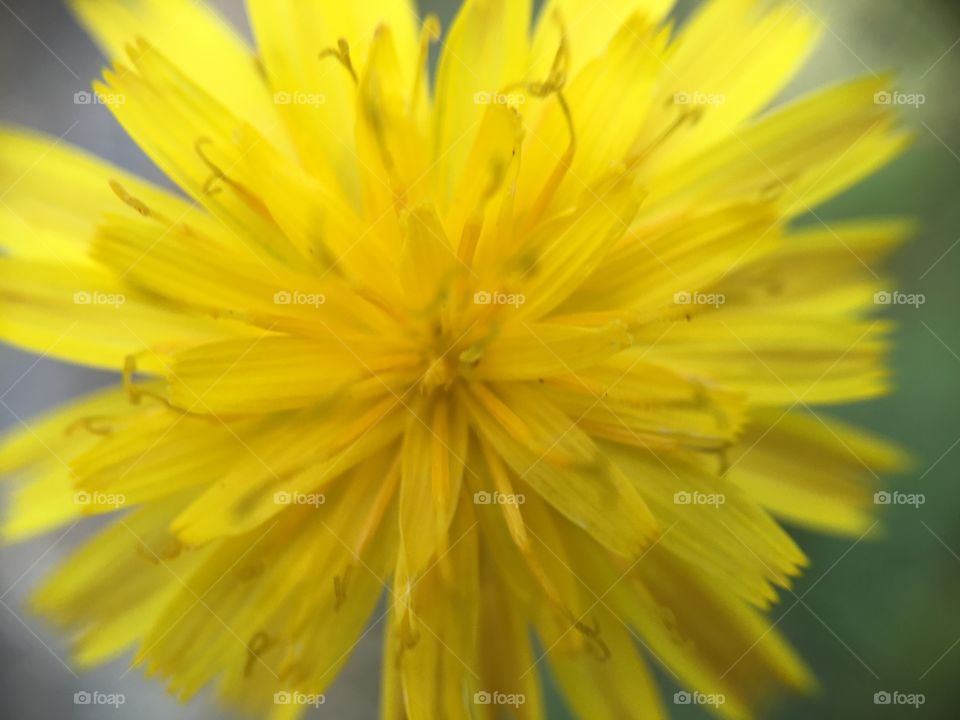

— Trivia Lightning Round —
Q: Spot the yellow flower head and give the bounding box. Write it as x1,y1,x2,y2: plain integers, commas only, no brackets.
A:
0,0,911,718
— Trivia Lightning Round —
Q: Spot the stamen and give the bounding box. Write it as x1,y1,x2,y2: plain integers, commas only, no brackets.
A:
626,106,703,171
194,138,272,221
333,453,400,608
411,15,441,109
394,589,421,662
506,11,576,228
195,138,225,196
253,54,268,82
245,631,272,676
422,355,456,392
758,174,797,203
458,112,522,265
319,38,359,86
333,569,351,610
237,559,267,582
108,180,152,218
123,354,146,405
458,319,506,370
574,616,611,662
478,438,609,659
65,415,115,437
123,353,213,419
136,537,183,564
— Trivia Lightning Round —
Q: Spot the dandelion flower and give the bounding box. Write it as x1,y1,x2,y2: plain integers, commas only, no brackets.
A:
0,0,911,718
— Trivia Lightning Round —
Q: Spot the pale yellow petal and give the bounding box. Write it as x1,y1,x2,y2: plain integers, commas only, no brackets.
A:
70,0,292,156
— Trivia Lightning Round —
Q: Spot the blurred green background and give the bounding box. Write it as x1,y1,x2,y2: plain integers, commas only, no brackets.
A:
0,0,957,718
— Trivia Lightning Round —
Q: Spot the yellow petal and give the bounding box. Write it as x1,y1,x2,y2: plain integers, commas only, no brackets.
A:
70,0,291,156
463,321,633,382
247,0,418,195
605,544,814,718
644,75,909,218
0,383,137,477
394,497,479,720
463,382,658,558
137,490,381,702
170,400,404,544
399,396,467,578
547,606,667,720
545,359,748,452
511,172,642,320
634,0,820,170
631,313,891,405
167,334,414,414
475,571,544,720
71,409,267,505
529,0,674,80
713,219,914,316
433,0,532,207
31,493,213,667
605,441,807,608
444,103,524,258
96,39,301,264
518,13,670,213
0,128,211,263
566,201,781,314
0,259,257,372
729,409,907,535
216,461,396,710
